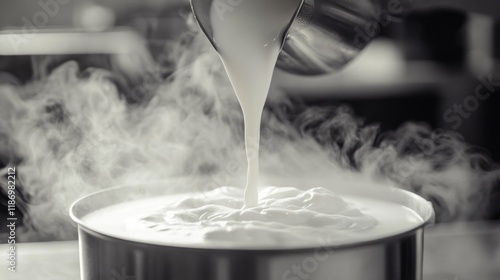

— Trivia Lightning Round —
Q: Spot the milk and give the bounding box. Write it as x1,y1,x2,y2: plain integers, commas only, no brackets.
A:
82,186,424,249
81,1,429,248
210,0,302,207
82,0,428,249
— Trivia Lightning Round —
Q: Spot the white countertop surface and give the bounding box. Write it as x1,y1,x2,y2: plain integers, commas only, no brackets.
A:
0,240,80,280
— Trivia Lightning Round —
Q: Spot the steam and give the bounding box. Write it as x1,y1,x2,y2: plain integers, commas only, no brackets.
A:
294,108,499,221
0,22,499,241
0,31,248,241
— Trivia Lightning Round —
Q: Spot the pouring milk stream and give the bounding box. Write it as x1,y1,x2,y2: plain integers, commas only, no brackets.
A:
209,0,302,207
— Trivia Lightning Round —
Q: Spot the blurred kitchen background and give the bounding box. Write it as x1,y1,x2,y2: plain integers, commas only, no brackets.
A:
0,0,499,279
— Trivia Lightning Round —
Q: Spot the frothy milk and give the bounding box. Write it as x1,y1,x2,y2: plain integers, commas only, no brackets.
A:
210,0,302,207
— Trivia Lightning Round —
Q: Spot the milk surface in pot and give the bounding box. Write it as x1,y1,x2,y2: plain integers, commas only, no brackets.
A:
82,186,424,249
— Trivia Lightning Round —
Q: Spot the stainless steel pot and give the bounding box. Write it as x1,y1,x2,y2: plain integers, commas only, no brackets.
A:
70,182,434,280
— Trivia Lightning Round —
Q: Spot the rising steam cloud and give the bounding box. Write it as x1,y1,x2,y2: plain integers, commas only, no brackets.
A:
0,20,499,241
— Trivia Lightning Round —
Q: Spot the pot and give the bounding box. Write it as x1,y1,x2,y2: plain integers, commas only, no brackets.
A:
70,182,434,280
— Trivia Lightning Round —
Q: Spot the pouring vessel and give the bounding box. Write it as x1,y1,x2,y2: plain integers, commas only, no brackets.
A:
190,0,382,75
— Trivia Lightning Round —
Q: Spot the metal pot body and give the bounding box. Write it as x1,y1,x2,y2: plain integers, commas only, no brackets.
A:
78,224,424,280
